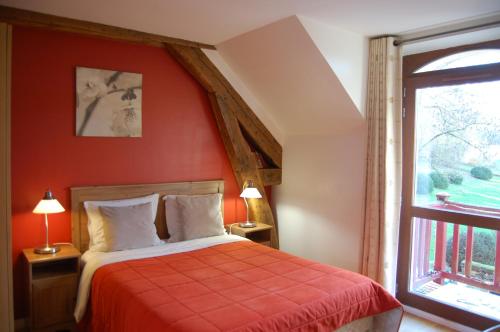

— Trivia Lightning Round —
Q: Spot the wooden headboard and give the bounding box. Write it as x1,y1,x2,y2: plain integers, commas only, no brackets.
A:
70,180,224,252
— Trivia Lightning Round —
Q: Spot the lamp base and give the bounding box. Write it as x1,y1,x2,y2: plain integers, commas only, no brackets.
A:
34,245,60,255
239,221,256,228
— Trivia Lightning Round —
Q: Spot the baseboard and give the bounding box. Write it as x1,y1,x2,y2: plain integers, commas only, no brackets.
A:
403,305,480,332
14,318,26,331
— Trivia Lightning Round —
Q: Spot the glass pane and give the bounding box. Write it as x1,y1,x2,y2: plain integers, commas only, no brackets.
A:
413,80,500,214
409,218,500,320
415,49,500,73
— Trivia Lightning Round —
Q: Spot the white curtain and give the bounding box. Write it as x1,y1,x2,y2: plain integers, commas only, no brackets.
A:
362,36,402,294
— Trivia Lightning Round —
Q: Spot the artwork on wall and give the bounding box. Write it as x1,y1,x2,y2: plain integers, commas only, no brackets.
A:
76,67,142,137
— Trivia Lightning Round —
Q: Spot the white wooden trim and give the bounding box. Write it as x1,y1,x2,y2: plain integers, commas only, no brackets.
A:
0,22,13,332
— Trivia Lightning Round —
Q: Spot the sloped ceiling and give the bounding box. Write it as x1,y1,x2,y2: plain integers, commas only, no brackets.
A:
216,16,365,135
298,16,367,115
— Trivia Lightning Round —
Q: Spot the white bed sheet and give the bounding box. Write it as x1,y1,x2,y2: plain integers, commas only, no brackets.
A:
74,234,247,322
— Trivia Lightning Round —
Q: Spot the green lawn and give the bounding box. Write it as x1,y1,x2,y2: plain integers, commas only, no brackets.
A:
441,175,500,208
416,168,500,209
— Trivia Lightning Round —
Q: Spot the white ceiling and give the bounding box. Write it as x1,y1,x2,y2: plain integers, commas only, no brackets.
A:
1,0,499,44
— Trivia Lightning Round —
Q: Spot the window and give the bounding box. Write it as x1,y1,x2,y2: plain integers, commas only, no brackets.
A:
397,39,500,330
415,49,500,73
414,80,500,211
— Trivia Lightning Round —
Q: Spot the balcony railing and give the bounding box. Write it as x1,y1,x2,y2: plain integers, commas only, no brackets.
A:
411,202,500,294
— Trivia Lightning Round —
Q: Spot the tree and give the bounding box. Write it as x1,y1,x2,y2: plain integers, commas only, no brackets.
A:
416,84,500,169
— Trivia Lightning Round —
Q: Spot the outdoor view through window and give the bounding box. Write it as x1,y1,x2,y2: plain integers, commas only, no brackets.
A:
414,79,500,210
408,49,500,321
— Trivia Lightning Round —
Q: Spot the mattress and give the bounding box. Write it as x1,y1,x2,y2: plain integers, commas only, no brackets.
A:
76,235,401,331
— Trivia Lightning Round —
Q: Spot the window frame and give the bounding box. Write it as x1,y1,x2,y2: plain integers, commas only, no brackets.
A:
396,39,500,330
414,49,500,73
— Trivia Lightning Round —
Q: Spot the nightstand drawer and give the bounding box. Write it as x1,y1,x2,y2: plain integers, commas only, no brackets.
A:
227,223,273,246
23,246,81,331
245,229,272,246
32,274,78,328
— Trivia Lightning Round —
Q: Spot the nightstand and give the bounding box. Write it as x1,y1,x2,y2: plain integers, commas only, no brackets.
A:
227,223,273,247
23,245,81,332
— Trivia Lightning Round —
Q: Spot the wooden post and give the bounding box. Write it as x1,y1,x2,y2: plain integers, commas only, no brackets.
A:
416,219,423,279
208,94,279,247
451,224,460,274
423,219,431,274
434,221,447,284
411,219,420,286
494,230,500,287
417,219,427,279
465,226,474,278
163,44,283,248
0,22,13,332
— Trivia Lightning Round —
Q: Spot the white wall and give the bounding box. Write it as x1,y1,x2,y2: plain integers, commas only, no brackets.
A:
274,126,367,272
211,15,369,272
299,16,368,116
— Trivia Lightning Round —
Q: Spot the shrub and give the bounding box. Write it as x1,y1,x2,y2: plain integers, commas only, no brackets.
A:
446,230,496,272
470,166,493,180
416,173,433,194
430,171,449,189
447,172,463,185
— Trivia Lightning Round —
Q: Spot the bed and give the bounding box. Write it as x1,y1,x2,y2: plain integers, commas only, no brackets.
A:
71,180,403,332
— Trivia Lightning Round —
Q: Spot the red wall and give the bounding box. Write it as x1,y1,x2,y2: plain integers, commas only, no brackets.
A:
11,26,247,317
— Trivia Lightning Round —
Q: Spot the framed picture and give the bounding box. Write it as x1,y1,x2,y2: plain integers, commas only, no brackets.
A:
76,67,142,137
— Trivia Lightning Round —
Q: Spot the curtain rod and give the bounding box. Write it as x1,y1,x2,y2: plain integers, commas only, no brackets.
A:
393,19,500,46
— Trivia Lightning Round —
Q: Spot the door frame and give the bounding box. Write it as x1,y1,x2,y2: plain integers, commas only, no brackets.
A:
0,22,13,332
396,39,500,330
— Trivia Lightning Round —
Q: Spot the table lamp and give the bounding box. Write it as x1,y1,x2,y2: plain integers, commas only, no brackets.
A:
239,180,262,228
33,190,65,254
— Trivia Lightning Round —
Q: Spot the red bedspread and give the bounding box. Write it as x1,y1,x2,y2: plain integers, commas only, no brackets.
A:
83,241,400,332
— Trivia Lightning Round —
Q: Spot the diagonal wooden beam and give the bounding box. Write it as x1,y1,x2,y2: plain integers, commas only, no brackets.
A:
0,5,215,50
164,43,282,168
164,43,282,246
208,93,279,248
259,169,282,186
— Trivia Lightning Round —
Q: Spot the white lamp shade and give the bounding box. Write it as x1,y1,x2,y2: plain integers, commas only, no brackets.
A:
240,187,262,199
33,198,65,214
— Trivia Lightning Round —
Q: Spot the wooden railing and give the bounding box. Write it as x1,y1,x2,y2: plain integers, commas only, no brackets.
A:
411,202,500,293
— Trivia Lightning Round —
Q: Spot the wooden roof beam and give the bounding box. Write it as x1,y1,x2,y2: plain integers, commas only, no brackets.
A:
259,169,282,186
0,5,215,50
208,94,279,248
164,43,282,168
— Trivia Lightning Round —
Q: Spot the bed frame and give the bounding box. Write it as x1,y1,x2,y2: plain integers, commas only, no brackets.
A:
70,179,403,332
70,180,224,252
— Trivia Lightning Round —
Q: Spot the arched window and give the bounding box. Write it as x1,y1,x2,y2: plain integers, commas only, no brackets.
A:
397,39,500,330
414,49,500,73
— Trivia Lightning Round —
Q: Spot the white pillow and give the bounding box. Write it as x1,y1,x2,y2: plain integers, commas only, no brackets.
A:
163,194,225,243
99,203,158,252
84,193,160,252
176,194,225,241
163,195,184,243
